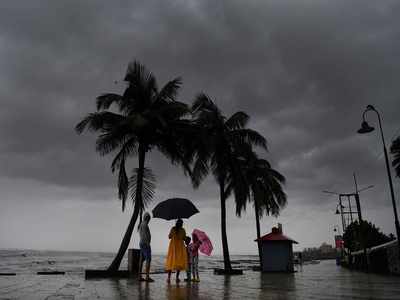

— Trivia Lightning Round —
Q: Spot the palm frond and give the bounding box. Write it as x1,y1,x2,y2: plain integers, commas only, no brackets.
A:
231,128,268,150
129,168,156,209
111,137,138,173
95,130,128,156
225,112,249,130
124,60,158,94
178,121,212,187
96,93,123,111
156,141,191,174
256,158,271,169
391,137,400,177
122,61,159,114
222,151,251,217
156,77,182,103
255,190,282,217
124,60,145,83
267,168,286,185
155,123,194,176
75,112,125,134
151,101,190,125
251,161,287,218
192,93,220,115
117,158,129,211
224,181,233,199
230,163,250,217
192,153,210,188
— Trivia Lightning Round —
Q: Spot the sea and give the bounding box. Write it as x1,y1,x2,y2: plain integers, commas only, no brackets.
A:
0,249,258,275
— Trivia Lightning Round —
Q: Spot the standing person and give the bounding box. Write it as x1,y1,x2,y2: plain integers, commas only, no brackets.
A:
190,232,202,282
184,236,192,282
298,252,303,272
165,219,188,283
138,212,153,282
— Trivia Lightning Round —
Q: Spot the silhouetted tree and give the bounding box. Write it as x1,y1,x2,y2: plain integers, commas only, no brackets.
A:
343,220,393,252
76,61,192,271
237,152,287,267
390,136,400,178
190,94,267,271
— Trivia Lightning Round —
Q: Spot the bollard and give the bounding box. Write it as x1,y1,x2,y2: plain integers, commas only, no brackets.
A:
37,271,65,275
0,273,16,276
128,248,141,275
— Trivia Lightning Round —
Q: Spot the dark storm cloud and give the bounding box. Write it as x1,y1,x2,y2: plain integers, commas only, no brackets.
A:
1,0,399,213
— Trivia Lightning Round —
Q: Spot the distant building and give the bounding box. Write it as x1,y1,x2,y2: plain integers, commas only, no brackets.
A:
319,242,334,254
255,226,298,272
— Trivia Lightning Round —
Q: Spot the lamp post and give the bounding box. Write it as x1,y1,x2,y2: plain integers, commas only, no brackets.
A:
358,104,400,254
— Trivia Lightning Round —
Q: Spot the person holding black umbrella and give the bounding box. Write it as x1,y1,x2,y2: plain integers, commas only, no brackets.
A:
165,219,188,283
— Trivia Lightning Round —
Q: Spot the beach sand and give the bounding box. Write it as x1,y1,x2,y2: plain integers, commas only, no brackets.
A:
1,260,400,299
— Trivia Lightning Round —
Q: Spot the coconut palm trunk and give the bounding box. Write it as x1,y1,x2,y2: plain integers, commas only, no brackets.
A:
219,181,232,271
108,145,146,271
254,200,263,269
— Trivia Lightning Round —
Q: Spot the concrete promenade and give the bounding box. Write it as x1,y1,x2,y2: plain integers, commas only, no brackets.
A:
1,260,400,299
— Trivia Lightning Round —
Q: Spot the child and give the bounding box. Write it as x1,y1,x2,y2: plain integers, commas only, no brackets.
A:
184,236,192,282
190,232,202,282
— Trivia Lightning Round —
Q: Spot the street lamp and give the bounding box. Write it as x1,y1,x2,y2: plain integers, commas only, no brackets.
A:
335,207,340,215
358,104,400,254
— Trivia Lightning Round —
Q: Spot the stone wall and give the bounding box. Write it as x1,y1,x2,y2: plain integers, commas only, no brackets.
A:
386,243,400,275
343,241,399,275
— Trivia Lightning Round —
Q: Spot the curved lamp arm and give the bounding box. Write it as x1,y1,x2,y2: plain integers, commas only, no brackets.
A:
362,105,386,146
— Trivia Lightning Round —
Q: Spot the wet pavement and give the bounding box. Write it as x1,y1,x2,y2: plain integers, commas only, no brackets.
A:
1,260,400,299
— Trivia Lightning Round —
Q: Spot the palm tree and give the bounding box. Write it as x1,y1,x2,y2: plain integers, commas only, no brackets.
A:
391,136,400,177
190,94,267,271
76,61,192,271
235,151,287,268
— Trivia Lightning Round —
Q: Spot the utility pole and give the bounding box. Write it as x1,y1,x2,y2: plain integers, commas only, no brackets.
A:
339,196,346,232
353,173,364,223
324,175,373,270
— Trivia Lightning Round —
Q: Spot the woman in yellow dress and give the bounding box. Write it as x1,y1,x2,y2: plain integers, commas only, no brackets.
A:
165,219,188,282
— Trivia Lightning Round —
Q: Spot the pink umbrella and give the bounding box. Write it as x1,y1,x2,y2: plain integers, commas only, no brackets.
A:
193,229,213,256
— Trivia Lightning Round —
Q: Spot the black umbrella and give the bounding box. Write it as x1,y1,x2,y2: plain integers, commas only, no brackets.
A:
152,198,199,220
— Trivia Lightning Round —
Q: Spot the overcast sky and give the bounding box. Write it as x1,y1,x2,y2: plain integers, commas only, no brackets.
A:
1,0,400,255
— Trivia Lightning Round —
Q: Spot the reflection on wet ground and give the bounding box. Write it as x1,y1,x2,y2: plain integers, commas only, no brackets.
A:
1,260,400,299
